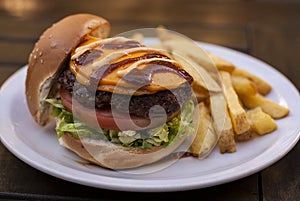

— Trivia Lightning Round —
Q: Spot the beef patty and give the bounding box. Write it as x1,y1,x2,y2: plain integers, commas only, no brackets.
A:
58,69,192,119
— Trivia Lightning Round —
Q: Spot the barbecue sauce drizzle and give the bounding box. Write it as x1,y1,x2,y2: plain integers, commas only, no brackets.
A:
72,37,193,88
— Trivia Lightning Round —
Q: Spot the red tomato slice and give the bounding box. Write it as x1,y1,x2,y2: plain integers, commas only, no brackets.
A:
60,89,164,131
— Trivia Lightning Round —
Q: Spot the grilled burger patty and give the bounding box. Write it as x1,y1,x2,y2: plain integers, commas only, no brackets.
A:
58,69,192,118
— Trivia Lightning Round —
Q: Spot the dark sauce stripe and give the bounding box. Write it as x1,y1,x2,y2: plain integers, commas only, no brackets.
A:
75,49,103,66
101,41,142,50
89,53,170,87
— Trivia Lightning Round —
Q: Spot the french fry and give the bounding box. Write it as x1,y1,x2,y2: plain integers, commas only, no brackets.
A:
191,102,217,157
219,71,252,136
207,52,235,73
246,107,277,135
209,93,236,153
173,54,221,92
232,68,272,95
239,93,289,119
191,82,210,102
231,72,289,119
155,27,221,93
218,132,236,153
130,32,144,43
157,27,218,74
235,129,254,142
231,75,257,96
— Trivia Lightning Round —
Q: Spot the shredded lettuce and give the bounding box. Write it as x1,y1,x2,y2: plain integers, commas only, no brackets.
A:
46,98,194,149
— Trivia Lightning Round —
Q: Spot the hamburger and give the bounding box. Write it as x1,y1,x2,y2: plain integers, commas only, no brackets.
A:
26,14,196,169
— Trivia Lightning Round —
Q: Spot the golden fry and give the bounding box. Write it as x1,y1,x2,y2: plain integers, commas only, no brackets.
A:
207,52,235,73
231,75,257,96
130,32,144,43
191,102,217,157
246,107,277,135
239,93,289,119
157,27,216,74
232,68,272,95
218,119,236,153
173,54,221,92
191,82,210,102
209,93,236,153
235,129,255,142
220,71,251,135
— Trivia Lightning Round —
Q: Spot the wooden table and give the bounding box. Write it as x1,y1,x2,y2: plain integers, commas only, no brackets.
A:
0,0,299,200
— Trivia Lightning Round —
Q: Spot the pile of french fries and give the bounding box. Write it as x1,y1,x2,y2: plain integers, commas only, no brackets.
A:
191,51,290,157
132,28,290,158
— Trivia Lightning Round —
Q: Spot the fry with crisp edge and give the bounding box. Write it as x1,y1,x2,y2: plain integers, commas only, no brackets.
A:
172,53,221,92
220,71,252,136
206,51,235,73
239,93,289,119
191,102,218,157
246,107,277,135
231,75,257,96
231,68,272,95
209,92,236,153
157,27,216,73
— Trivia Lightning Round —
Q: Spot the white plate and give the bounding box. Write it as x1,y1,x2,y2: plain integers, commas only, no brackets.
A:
1,42,300,192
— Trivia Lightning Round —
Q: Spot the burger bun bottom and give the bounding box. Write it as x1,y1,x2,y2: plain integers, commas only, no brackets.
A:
58,130,188,170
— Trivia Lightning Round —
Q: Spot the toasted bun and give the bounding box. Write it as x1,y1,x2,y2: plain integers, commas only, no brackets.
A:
59,132,186,169
26,14,110,125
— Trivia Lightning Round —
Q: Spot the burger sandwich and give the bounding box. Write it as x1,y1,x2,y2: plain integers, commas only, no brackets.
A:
26,14,196,169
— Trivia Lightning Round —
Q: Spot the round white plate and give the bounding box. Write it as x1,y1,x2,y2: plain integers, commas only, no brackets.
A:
0,42,300,192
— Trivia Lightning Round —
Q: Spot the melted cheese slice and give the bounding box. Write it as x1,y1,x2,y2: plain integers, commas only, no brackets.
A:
70,36,192,95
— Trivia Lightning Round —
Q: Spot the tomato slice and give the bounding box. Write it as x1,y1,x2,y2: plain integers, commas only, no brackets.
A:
60,89,164,131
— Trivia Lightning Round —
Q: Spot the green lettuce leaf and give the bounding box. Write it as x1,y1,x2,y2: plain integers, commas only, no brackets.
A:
46,98,195,149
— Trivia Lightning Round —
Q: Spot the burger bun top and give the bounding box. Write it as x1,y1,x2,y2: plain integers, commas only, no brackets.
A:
26,13,110,126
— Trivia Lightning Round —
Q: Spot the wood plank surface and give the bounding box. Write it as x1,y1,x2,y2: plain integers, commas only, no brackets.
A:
251,25,300,89
0,66,20,85
261,145,300,201
0,42,33,66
